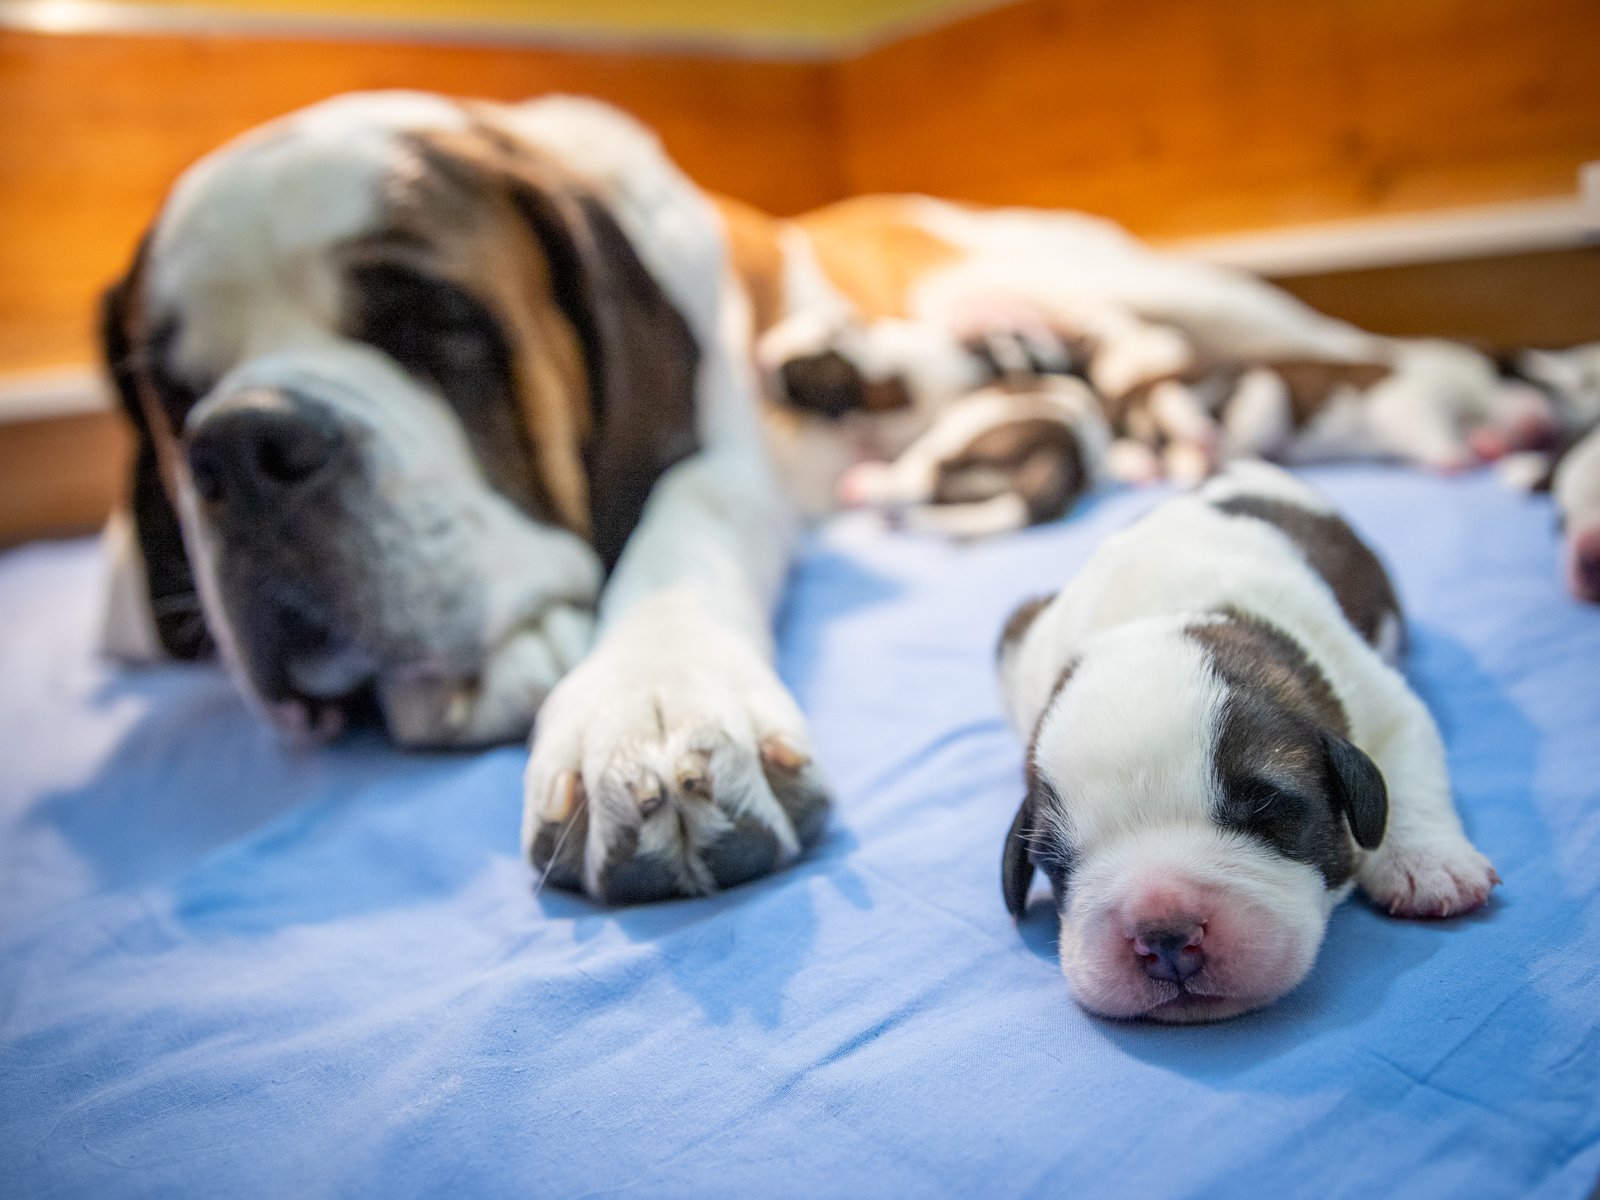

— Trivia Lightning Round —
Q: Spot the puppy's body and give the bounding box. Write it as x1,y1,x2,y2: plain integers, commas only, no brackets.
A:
998,464,1495,1022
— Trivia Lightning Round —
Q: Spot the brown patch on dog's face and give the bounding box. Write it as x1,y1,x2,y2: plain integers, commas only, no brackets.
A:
1188,614,1387,884
344,125,594,539
796,195,962,323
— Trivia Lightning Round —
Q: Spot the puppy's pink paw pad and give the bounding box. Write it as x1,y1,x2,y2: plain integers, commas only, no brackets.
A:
1364,842,1498,919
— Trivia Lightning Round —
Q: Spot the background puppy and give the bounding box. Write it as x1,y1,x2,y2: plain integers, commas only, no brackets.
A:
834,375,1111,538
996,464,1497,1022
718,194,1553,527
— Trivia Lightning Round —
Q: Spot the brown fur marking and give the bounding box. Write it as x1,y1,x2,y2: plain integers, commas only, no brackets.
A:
796,195,963,323
710,193,787,338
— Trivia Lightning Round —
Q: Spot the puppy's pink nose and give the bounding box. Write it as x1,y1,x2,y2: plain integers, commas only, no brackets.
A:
1134,924,1206,983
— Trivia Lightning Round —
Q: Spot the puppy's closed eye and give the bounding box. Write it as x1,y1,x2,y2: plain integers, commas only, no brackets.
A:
1218,778,1315,855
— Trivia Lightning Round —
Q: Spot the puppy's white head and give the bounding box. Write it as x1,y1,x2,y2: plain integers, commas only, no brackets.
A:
1003,613,1387,1023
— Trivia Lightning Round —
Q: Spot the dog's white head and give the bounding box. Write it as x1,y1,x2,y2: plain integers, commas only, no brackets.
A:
101,92,705,745
1001,611,1387,1023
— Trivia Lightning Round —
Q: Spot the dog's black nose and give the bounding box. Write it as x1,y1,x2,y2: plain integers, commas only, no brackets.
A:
1134,925,1206,983
188,390,343,505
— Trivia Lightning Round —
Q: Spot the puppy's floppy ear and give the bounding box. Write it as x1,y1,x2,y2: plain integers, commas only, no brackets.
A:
1323,730,1388,850
504,172,701,573
99,242,211,661
998,771,1062,921
1001,790,1040,920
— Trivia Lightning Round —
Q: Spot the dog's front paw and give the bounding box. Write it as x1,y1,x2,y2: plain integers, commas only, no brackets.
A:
519,611,830,904
1360,838,1500,918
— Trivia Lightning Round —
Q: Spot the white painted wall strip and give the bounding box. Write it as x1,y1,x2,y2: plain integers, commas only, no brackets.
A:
0,366,112,424
1166,191,1600,278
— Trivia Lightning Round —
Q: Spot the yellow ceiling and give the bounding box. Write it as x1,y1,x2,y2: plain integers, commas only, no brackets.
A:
11,0,999,52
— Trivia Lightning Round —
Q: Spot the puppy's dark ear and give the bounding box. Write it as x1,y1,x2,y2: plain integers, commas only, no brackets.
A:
507,183,700,573
1002,788,1040,920
1323,731,1388,850
99,246,211,661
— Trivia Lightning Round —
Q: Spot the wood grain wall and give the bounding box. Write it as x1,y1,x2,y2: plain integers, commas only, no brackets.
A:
0,28,840,375
834,0,1600,240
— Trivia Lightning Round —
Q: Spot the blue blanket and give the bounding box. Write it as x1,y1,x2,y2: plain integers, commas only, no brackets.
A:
3,467,1598,1199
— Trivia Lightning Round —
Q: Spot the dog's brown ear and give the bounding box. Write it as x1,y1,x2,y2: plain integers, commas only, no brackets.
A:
506,181,701,573
99,243,211,660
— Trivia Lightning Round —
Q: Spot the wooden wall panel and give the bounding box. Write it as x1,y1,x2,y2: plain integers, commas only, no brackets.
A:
0,411,132,547
835,0,1600,240
0,29,841,374
1272,247,1600,354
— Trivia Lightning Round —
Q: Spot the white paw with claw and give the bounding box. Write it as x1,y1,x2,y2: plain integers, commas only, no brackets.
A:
520,607,830,904
1360,837,1499,919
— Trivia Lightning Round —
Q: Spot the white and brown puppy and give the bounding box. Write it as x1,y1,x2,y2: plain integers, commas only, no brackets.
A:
996,464,1497,1022
99,91,828,904
718,194,1543,516
833,375,1112,539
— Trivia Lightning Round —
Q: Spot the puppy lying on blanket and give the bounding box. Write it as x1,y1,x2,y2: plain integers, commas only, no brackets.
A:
996,464,1497,1022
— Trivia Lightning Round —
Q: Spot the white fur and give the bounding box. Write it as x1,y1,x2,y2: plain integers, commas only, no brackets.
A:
1002,464,1495,1020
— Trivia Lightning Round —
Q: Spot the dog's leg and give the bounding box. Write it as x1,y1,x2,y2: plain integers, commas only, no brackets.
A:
520,447,830,903
1355,689,1498,918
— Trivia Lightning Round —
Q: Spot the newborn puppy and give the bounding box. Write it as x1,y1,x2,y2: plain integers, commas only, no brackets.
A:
997,464,1497,1022
836,375,1111,538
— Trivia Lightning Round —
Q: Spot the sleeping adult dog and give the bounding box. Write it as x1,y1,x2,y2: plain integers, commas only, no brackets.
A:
99,91,829,905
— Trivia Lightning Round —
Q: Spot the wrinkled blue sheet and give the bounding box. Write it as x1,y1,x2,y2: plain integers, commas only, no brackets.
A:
2,466,1598,1200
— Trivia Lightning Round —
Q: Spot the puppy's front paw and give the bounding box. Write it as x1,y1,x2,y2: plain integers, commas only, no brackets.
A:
1360,838,1500,918
520,616,830,905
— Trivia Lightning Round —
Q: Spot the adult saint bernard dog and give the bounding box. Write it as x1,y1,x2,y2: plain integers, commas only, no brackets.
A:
100,91,831,905
996,464,1497,1022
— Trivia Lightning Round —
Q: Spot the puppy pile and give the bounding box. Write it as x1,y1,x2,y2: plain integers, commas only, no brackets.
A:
995,464,1497,1022
719,194,1581,535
